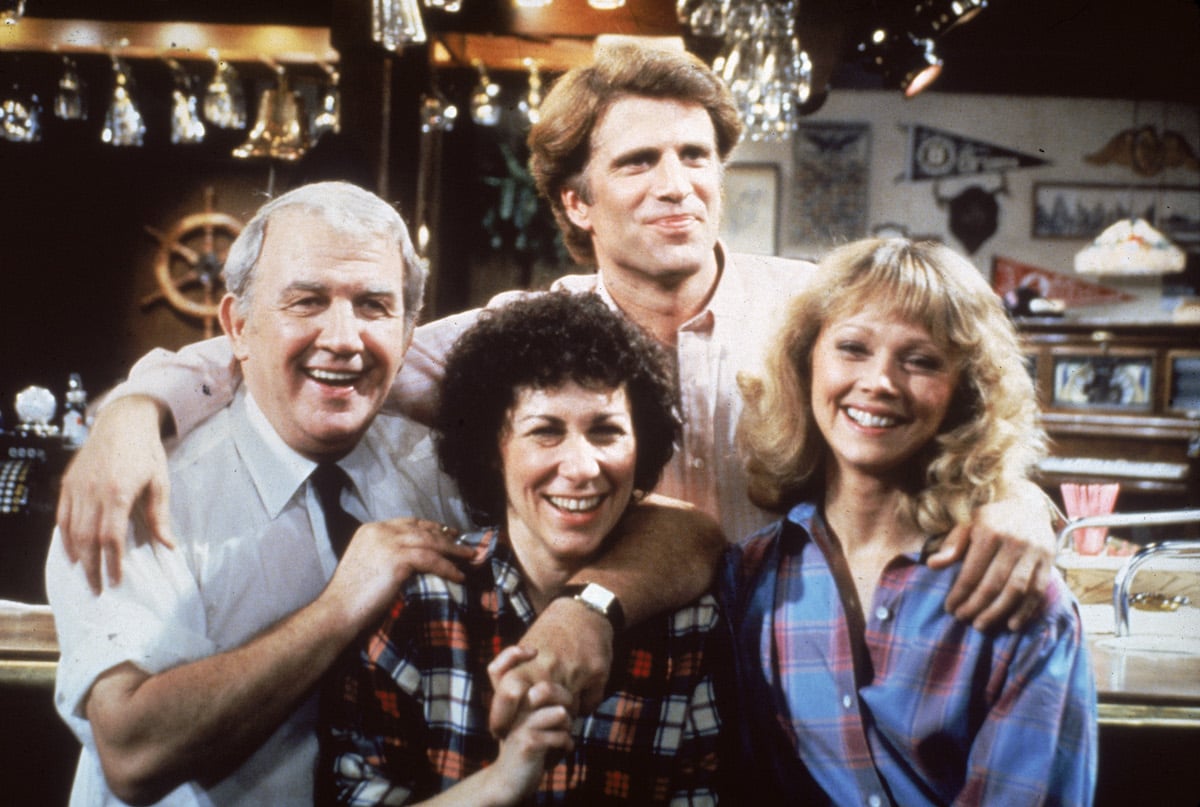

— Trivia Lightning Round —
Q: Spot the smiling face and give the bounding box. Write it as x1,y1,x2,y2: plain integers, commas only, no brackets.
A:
221,207,410,460
809,302,961,483
561,95,722,289
499,382,637,592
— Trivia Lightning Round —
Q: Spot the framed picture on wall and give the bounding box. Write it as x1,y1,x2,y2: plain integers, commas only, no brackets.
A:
1031,182,1200,242
719,163,780,255
788,121,871,250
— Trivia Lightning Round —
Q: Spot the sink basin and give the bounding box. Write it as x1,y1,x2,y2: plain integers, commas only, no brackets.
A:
1079,602,1200,699
1080,602,1200,654
1095,634,1200,657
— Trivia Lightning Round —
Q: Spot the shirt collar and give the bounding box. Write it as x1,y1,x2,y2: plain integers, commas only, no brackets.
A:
553,242,738,334
785,499,938,561
467,528,537,623
701,242,757,325
233,388,371,518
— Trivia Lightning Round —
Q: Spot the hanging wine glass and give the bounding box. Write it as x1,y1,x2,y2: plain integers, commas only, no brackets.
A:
371,0,427,52
0,89,41,143
0,0,25,25
53,56,87,121
102,58,145,147
202,51,247,130
167,60,206,145
423,0,463,12
420,88,457,133
469,60,501,127
310,63,341,146
518,58,543,127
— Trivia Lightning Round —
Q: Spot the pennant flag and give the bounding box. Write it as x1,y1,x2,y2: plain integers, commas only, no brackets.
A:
991,255,1136,308
900,124,1050,181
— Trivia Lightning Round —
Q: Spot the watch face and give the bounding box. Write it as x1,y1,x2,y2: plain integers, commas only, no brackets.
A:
579,583,615,611
1052,355,1153,410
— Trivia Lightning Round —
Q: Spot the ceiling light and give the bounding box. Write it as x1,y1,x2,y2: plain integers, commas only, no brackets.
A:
857,28,943,97
912,0,988,37
898,36,942,97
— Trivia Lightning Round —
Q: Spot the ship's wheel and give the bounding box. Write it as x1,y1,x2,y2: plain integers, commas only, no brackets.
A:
141,188,242,337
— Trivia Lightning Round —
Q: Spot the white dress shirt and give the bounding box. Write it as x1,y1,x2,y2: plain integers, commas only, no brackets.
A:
46,388,469,806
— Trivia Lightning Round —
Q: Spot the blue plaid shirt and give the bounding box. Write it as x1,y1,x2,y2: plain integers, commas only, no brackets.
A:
320,528,724,805
720,502,1097,807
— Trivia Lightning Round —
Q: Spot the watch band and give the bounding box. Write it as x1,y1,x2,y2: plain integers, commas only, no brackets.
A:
558,582,626,634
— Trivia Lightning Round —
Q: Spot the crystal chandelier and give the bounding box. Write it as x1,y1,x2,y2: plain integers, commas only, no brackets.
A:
680,0,812,142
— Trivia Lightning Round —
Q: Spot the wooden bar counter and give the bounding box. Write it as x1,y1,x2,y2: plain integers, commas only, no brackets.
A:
3,601,1198,726
0,604,57,688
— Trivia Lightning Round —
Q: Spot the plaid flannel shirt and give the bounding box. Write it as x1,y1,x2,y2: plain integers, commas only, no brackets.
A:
320,528,724,805
720,502,1098,807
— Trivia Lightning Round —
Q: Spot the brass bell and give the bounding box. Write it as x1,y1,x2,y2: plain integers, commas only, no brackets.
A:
233,66,308,162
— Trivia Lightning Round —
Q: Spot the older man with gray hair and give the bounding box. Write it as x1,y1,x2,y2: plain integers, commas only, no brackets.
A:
46,182,473,806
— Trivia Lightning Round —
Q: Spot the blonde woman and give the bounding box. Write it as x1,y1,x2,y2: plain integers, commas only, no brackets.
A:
721,239,1097,806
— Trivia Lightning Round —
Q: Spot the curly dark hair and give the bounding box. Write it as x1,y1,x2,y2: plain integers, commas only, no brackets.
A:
435,292,681,526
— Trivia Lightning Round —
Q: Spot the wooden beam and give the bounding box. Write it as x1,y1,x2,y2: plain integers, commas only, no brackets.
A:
0,17,338,64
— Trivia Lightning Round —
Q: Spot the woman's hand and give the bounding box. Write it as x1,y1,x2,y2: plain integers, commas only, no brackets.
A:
422,648,574,807
486,597,613,737
485,649,574,805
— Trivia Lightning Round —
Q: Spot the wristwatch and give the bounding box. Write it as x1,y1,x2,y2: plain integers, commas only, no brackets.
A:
558,583,625,634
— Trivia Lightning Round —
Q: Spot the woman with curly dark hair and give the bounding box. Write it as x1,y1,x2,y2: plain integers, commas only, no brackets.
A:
321,292,725,805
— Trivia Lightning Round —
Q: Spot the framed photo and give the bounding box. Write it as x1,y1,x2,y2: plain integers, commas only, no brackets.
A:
719,163,779,255
1166,350,1200,413
1032,182,1200,242
1050,350,1155,412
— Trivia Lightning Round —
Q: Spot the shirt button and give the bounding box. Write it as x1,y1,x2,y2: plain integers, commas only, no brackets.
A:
874,605,891,621
842,694,853,709
689,457,706,470
868,795,883,807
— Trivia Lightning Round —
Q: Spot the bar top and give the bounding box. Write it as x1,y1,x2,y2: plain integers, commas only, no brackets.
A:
3,604,1199,726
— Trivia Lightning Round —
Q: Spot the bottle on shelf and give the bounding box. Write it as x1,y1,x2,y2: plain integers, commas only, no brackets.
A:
62,372,89,448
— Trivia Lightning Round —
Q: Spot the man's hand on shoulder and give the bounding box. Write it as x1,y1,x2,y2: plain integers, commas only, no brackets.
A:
928,480,1057,632
56,395,176,594
320,518,473,634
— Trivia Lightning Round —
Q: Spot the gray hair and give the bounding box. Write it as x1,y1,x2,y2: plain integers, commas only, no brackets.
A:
223,181,426,337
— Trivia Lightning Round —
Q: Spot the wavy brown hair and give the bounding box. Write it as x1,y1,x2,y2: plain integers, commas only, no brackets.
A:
738,238,1045,535
528,42,742,266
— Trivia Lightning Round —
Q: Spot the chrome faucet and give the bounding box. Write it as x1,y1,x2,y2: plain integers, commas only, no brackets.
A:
1111,540,1200,636
1057,508,1200,637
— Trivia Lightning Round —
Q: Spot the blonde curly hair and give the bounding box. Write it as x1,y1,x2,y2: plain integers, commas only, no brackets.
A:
738,238,1045,536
